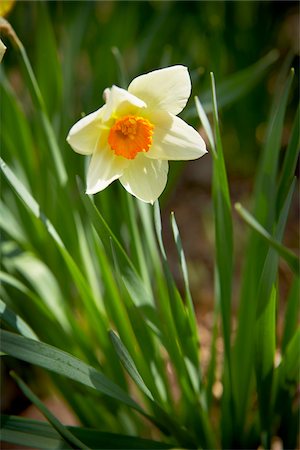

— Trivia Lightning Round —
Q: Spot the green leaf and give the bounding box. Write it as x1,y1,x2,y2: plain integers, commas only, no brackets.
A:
0,330,144,413
281,277,300,353
170,212,199,350
1,415,173,449
235,202,299,275
210,72,233,360
186,50,279,117
77,177,136,273
232,68,294,432
0,158,109,346
0,299,38,340
35,2,62,118
277,104,300,216
110,330,154,399
10,372,88,450
209,72,234,447
276,328,300,394
16,34,67,185
255,285,276,446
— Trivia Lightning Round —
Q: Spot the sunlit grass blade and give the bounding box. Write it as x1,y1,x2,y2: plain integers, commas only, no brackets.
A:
121,194,152,291
153,202,200,395
1,415,173,450
77,178,136,273
1,330,144,413
0,299,38,340
153,202,216,450
209,72,234,447
194,96,215,155
10,372,88,450
0,271,67,339
0,158,111,348
170,212,199,348
110,330,154,400
235,202,299,275
109,239,173,406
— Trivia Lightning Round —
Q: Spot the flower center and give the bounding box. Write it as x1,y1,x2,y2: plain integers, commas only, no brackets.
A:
108,115,154,159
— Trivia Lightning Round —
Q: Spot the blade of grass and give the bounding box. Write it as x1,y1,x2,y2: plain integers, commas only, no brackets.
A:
109,330,154,400
153,202,216,449
1,415,173,450
0,158,110,348
209,72,234,447
232,68,294,433
255,285,276,448
281,277,300,353
35,2,62,119
0,18,67,185
10,372,88,450
1,330,143,413
276,104,300,216
0,299,38,340
235,202,299,275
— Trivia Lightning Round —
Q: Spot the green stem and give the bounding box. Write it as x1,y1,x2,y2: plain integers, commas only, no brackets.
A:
1,18,67,185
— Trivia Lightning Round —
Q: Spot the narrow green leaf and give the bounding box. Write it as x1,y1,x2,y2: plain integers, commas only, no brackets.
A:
15,27,67,185
276,328,300,394
77,177,136,273
109,330,154,399
281,277,300,353
0,299,38,340
170,212,198,340
255,285,276,446
0,158,63,247
210,72,233,360
35,2,62,118
277,104,300,215
10,372,88,450
235,202,299,275
0,330,144,413
233,68,294,432
111,46,128,88
194,96,216,156
186,50,279,118
1,415,173,449
0,158,109,345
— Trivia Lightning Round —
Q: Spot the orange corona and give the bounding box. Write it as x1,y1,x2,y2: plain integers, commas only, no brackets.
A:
108,115,154,159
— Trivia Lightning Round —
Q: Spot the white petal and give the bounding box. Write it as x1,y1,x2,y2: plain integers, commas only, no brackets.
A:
0,39,7,63
103,85,146,121
119,156,168,204
146,111,207,161
67,107,104,155
128,66,191,115
86,146,129,194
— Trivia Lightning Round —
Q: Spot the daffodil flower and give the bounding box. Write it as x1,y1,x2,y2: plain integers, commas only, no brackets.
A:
67,65,207,203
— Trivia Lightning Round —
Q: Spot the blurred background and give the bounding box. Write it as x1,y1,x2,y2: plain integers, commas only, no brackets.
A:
1,0,299,430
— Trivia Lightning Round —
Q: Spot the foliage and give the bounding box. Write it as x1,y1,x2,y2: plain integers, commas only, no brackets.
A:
1,2,299,449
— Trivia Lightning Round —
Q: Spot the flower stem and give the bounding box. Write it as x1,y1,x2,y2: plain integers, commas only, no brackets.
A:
0,18,67,186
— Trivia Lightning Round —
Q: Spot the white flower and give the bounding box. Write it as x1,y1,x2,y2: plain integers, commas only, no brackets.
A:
67,65,207,203
0,39,7,63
